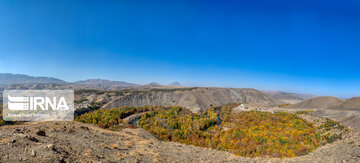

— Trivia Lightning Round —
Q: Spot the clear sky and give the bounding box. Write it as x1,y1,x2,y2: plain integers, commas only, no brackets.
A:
0,0,360,97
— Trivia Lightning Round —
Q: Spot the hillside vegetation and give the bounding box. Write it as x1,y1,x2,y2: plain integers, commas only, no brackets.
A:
138,105,320,158
0,104,4,125
76,104,347,158
0,104,16,126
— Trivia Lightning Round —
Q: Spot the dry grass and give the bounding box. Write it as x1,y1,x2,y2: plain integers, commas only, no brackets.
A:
101,143,110,149
83,149,93,156
112,144,119,149
125,141,133,148
0,138,10,145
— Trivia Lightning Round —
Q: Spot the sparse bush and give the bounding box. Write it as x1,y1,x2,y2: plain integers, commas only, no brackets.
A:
296,110,313,114
319,118,345,131
326,134,340,143
0,104,7,126
279,104,291,107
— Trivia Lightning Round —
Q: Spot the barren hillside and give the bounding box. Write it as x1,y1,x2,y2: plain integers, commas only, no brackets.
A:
334,97,360,110
285,96,345,109
286,96,360,111
101,87,281,112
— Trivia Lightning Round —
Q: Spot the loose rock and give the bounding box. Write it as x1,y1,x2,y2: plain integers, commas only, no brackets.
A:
36,129,46,136
26,135,39,142
31,150,36,157
46,144,55,150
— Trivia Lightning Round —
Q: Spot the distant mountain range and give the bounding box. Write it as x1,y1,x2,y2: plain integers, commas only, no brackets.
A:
0,73,139,89
0,73,184,88
0,73,66,85
0,73,319,106
262,90,317,104
148,82,160,86
169,82,181,86
74,79,138,87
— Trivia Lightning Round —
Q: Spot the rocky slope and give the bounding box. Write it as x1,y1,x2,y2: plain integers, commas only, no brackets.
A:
101,87,282,112
334,97,360,110
0,121,359,163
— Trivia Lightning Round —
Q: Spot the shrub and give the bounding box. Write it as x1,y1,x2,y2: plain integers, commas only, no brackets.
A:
75,106,161,129
296,110,313,114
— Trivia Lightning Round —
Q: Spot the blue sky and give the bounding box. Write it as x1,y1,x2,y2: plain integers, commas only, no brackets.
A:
0,0,360,97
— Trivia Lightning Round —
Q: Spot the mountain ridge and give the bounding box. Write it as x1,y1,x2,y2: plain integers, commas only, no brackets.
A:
0,73,332,108
0,73,66,85
284,96,355,110
101,87,282,113
74,79,138,87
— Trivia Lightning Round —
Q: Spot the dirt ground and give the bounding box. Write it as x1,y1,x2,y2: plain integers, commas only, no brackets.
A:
0,120,359,163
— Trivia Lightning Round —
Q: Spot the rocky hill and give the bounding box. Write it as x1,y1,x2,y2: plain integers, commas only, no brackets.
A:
101,87,281,113
333,97,360,110
0,121,241,162
285,96,345,109
286,96,360,110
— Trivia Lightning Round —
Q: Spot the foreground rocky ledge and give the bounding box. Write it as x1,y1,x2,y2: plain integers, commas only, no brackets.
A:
0,121,359,163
